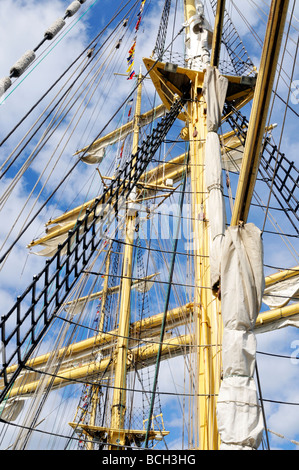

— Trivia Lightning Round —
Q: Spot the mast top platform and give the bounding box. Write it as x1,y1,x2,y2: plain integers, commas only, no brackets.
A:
143,57,256,121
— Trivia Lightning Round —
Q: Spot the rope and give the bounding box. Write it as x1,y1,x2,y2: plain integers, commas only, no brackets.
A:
0,24,186,268
0,0,100,102
268,429,299,447
0,0,139,182
144,150,189,448
0,0,137,153
255,361,270,450
262,27,299,234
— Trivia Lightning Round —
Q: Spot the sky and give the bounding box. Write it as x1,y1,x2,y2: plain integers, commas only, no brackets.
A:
0,0,298,451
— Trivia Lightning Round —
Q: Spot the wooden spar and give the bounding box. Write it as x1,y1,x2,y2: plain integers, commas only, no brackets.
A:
108,70,143,449
265,266,299,287
73,104,166,157
210,0,226,68
4,297,299,399
231,0,290,225
184,0,223,451
18,0,292,451
4,257,297,377
3,303,193,377
4,334,193,399
256,302,299,329
25,125,250,252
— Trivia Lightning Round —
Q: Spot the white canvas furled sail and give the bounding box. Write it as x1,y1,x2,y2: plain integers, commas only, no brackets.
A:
217,223,265,450
262,275,299,309
75,104,166,164
0,397,28,422
203,65,228,293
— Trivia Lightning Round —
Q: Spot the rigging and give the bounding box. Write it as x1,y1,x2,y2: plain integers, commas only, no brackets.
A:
0,94,187,404
224,103,299,235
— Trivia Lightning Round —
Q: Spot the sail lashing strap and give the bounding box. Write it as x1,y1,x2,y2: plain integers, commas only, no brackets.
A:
0,95,187,405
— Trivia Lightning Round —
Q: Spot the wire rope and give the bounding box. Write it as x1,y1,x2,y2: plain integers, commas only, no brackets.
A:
0,21,186,267
144,149,189,448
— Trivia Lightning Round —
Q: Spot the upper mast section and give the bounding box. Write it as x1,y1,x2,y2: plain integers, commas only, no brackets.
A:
144,0,255,118
184,0,213,70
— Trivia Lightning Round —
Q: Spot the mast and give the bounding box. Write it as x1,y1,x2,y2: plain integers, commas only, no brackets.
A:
66,69,169,449
108,70,143,449
184,0,223,450
231,0,290,226
184,0,290,450
216,0,290,451
86,252,111,451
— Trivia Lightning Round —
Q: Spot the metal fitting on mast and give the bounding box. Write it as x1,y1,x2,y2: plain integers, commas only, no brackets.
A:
184,0,213,70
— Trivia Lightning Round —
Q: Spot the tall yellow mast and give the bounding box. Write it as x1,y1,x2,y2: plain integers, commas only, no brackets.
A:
140,0,225,449
86,252,111,451
185,0,289,451
184,0,223,450
0,0,296,453
108,70,143,449
143,1,225,442
189,82,220,450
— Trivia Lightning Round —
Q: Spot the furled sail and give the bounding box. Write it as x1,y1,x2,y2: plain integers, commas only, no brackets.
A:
0,397,28,422
27,195,110,255
74,104,166,164
263,273,299,309
0,303,193,422
256,268,299,332
203,65,228,294
217,223,265,450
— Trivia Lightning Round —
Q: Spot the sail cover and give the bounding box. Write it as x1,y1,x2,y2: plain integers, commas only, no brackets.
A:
0,397,28,422
203,67,264,449
203,65,228,293
217,223,265,450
